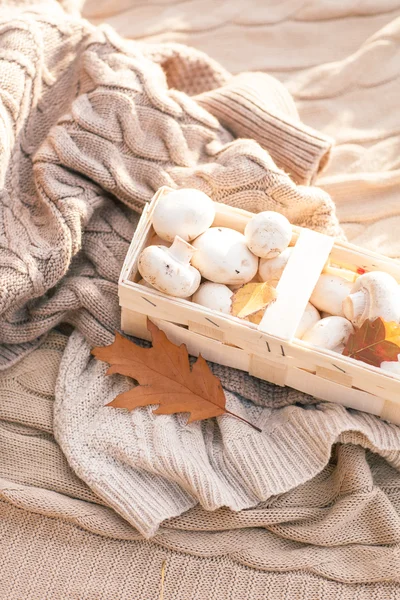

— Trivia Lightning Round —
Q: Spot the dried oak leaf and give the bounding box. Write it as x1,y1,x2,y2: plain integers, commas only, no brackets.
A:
92,319,260,430
342,317,400,367
231,282,277,324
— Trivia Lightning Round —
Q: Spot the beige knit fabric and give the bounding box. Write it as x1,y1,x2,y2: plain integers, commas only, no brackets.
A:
0,0,340,368
84,0,400,259
2,0,400,597
54,329,400,538
2,332,400,599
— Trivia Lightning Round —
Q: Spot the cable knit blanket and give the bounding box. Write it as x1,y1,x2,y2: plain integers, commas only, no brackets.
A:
2,0,400,598
84,0,400,260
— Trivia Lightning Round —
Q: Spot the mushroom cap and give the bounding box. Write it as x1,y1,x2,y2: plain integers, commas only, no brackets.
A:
245,211,292,259
259,247,293,286
138,278,193,300
381,357,400,376
343,271,400,327
302,316,354,351
138,278,154,289
192,282,233,313
295,302,321,339
138,243,201,298
310,274,353,316
152,188,216,242
191,227,259,285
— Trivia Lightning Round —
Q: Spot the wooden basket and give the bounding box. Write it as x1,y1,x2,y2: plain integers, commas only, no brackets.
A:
119,186,400,425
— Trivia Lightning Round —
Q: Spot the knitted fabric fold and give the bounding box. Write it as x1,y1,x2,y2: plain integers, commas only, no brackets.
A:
0,2,341,368
54,330,400,538
196,72,333,185
1,332,400,594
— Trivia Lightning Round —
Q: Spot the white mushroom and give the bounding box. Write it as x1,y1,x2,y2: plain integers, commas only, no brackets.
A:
245,211,292,259
259,247,292,286
138,236,200,298
381,357,400,376
192,282,233,314
191,227,259,285
138,278,193,300
310,274,353,317
295,302,321,339
332,343,346,354
138,278,154,289
343,271,400,327
302,316,354,351
152,188,215,242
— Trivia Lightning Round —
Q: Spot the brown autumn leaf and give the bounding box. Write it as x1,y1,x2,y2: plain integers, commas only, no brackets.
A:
92,320,261,431
231,282,277,324
342,317,400,367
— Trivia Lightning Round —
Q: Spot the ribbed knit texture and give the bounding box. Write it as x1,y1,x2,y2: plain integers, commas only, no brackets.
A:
196,72,333,185
54,330,400,538
1,332,400,599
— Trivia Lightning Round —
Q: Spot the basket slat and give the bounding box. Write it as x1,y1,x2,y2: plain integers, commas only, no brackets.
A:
259,229,334,340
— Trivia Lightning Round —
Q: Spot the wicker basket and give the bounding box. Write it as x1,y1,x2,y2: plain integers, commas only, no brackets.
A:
119,187,400,425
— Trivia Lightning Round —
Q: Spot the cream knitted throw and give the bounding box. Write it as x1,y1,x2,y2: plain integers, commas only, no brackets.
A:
55,330,400,540
2,0,400,598
2,333,400,598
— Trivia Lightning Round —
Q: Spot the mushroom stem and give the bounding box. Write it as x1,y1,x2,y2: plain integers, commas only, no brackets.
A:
168,236,197,264
342,290,366,323
342,271,400,327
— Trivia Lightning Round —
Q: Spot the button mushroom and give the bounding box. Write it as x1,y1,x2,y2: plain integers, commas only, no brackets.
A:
192,282,233,313
259,247,293,286
244,211,292,259
302,316,354,351
381,357,400,376
295,302,321,339
152,188,216,242
191,227,259,285
310,274,353,317
343,271,400,327
138,278,193,300
138,236,201,298
138,278,154,289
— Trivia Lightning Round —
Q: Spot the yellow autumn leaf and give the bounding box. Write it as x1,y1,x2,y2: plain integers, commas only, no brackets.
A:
231,282,277,321
247,309,265,325
384,320,400,346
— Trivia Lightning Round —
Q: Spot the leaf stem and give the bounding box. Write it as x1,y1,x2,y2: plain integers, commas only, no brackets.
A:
224,409,262,433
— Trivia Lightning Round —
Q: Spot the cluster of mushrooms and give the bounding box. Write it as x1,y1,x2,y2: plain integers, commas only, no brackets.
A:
138,189,400,374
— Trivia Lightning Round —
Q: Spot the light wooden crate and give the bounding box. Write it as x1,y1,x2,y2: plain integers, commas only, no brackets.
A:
119,187,400,425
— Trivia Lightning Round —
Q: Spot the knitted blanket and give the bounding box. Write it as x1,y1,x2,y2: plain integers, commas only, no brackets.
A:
3,333,400,599
2,0,400,598
85,0,400,260
0,0,340,367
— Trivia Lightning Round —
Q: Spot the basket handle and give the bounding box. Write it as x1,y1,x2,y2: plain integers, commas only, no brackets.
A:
258,229,334,341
